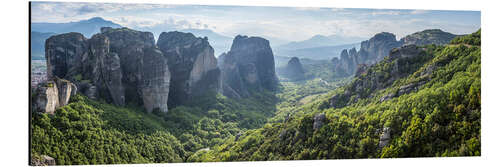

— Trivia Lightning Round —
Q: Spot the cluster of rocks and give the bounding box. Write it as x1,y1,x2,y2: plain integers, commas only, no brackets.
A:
35,27,278,114
331,32,402,76
331,29,456,77
329,45,427,108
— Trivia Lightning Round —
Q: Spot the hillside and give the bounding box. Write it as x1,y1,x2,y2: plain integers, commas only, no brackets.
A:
188,30,481,161
401,29,458,46
30,28,480,164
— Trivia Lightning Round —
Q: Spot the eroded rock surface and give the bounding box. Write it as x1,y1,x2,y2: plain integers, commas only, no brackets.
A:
220,35,278,98
45,27,170,112
157,31,219,107
33,77,76,114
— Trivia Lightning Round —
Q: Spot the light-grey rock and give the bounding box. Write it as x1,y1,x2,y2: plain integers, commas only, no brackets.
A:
141,48,171,113
31,155,56,166
33,77,76,114
313,113,326,130
378,127,391,148
34,81,59,114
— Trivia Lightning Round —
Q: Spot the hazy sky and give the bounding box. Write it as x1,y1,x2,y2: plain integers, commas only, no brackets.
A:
31,1,481,42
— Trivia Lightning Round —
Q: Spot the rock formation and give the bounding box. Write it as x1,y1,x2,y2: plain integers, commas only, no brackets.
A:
157,31,219,107
329,45,427,108
401,29,457,46
45,27,171,113
378,127,391,148
220,35,278,98
278,57,306,81
33,77,76,114
331,32,402,76
31,155,56,166
331,29,456,77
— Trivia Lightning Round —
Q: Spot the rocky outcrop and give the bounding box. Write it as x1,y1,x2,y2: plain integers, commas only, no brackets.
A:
278,57,306,81
329,45,427,108
331,32,402,76
31,155,56,166
33,77,76,114
401,29,457,46
313,113,326,130
331,29,455,77
157,31,219,107
45,27,171,113
220,35,278,98
378,127,391,148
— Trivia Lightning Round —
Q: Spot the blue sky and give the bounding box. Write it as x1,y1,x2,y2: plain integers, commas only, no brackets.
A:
31,1,480,42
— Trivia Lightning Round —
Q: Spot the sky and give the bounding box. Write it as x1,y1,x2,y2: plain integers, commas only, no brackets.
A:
30,1,481,42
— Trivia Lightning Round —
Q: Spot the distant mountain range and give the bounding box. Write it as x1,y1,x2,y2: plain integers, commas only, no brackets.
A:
30,17,238,58
273,34,365,60
276,34,365,51
31,17,122,38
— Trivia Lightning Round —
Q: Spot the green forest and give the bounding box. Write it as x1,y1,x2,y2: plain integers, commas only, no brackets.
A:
30,30,480,164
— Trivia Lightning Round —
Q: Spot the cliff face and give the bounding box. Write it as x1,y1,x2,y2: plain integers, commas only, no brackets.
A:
220,35,278,98
45,27,171,113
157,31,220,107
33,77,77,114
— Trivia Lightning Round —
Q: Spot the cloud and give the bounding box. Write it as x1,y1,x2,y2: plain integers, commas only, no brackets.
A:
293,7,323,11
31,2,174,23
371,10,402,16
30,2,480,43
330,8,345,12
410,10,429,15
